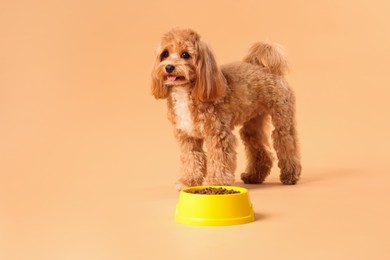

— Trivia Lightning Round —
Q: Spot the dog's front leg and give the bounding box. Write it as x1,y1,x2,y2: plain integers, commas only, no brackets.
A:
174,130,206,190
203,128,237,186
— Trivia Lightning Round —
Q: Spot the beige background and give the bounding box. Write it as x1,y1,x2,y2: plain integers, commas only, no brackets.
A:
1,0,390,259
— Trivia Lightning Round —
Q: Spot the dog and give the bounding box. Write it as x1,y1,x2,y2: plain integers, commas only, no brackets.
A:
151,28,301,190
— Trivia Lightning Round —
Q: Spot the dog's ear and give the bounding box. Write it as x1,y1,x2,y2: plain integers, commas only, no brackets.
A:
151,47,169,99
192,41,225,102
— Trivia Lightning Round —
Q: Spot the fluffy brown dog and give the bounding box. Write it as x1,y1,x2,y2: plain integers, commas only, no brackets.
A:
151,28,301,189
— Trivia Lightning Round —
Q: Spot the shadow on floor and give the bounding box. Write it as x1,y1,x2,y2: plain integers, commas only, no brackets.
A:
253,212,271,222
234,167,361,190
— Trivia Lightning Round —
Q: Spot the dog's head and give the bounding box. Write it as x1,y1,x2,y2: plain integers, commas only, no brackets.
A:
151,28,225,102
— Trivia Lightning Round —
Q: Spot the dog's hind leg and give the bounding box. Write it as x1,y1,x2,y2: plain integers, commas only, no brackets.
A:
240,114,274,184
270,91,301,185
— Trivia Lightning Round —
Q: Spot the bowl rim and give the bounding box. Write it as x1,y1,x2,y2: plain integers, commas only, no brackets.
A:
181,185,248,196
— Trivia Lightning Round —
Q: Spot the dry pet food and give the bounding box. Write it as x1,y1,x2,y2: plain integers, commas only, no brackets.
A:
188,187,240,195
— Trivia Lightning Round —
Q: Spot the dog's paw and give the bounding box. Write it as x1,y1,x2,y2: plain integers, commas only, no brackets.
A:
281,178,298,185
175,182,188,191
202,177,234,186
280,173,299,185
240,172,265,184
279,164,301,185
175,177,203,191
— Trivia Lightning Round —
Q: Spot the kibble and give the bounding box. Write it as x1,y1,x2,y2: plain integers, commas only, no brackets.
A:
187,187,240,195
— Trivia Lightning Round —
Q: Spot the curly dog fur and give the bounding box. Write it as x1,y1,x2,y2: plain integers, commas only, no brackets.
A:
151,28,301,189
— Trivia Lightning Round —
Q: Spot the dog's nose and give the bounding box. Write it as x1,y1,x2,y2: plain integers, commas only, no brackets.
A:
165,64,175,73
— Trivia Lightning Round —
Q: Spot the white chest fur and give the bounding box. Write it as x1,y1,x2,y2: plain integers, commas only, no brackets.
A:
171,87,194,134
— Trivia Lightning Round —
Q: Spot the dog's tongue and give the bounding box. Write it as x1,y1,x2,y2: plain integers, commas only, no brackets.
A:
167,75,177,81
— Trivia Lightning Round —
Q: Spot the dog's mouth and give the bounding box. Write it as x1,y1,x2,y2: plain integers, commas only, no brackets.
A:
165,75,186,84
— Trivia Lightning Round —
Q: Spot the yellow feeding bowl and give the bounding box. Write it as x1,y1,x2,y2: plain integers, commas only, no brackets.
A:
175,186,254,226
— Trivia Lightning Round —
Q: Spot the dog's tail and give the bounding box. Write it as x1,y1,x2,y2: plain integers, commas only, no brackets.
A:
243,42,288,75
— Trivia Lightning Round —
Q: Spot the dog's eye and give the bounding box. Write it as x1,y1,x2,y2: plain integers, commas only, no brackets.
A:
181,52,191,59
161,50,169,59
